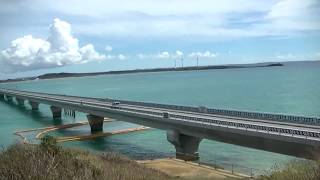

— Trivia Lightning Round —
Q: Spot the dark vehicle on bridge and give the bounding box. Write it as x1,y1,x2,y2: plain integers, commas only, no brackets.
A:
163,112,170,118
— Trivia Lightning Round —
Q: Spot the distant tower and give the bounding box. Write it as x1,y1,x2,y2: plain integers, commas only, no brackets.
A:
196,56,199,68
181,56,184,68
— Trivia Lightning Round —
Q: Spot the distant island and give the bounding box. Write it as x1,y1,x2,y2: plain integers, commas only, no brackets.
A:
0,62,283,83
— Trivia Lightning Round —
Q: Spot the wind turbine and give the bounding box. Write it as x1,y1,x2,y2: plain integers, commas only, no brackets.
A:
174,59,176,68
197,56,199,69
181,56,184,68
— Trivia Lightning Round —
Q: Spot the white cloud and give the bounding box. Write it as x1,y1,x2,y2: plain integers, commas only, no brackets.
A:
272,52,320,61
137,53,147,59
38,0,273,17
137,50,184,60
267,0,308,19
118,54,126,60
50,0,318,39
275,53,296,60
0,18,105,73
136,50,217,61
105,45,113,52
256,0,320,34
137,50,221,60
188,51,217,58
2,0,319,41
136,51,170,59
175,50,183,57
105,54,116,59
156,51,170,59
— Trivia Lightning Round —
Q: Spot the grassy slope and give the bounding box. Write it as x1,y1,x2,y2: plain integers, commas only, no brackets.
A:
2,136,319,180
0,134,248,180
0,143,244,180
0,144,174,180
0,137,320,180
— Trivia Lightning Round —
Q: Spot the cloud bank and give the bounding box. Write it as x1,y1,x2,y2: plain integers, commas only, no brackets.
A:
3,0,318,40
137,50,217,60
53,0,319,38
0,18,105,73
188,51,217,58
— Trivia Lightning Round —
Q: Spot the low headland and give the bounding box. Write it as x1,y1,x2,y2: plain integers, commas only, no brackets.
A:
0,62,283,83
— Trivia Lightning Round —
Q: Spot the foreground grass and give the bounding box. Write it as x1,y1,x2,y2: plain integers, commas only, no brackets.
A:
258,159,320,180
0,141,174,180
4,137,319,180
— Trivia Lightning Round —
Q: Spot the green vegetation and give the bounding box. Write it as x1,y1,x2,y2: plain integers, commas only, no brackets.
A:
40,135,60,153
258,159,320,180
0,136,173,180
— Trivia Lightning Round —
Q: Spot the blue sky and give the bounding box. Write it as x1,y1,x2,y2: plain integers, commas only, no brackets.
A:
0,0,320,79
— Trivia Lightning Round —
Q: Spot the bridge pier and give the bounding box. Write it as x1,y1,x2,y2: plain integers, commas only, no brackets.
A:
0,94,4,100
29,101,39,110
50,106,62,119
167,130,202,161
87,114,104,133
5,95,12,101
16,98,24,106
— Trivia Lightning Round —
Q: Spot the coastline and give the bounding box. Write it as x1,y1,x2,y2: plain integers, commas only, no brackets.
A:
0,62,284,84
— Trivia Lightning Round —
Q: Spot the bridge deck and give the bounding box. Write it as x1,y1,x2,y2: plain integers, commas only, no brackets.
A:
1,88,319,142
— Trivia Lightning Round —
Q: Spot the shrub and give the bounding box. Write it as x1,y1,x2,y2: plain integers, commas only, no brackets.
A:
258,159,320,180
40,135,60,154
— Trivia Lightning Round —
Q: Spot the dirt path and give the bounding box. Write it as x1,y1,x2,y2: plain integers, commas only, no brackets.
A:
138,158,249,180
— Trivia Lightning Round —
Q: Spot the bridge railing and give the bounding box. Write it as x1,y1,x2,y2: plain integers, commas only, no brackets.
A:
104,98,320,125
113,105,320,140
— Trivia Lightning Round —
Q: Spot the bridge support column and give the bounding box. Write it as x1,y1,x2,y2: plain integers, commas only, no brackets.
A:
50,106,62,119
16,98,24,106
87,114,104,133
0,94,4,100
167,130,202,161
29,101,39,110
5,95,12,101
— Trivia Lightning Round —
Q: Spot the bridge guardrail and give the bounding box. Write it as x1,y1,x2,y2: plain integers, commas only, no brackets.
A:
115,105,320,140
104,98,320,125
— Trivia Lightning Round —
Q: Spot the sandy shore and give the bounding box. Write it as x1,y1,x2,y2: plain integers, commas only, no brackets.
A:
138,158,249,180
14,119,150,143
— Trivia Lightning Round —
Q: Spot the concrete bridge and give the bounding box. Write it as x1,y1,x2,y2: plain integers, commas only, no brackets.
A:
1,88,320,161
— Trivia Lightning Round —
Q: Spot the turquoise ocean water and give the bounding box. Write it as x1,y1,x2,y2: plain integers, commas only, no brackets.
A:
0,61,319,175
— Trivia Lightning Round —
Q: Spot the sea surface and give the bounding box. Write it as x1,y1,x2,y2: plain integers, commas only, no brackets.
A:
1,61,319,175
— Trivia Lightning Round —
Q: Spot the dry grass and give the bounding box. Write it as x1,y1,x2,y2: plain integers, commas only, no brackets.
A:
258,159,320,180
139,159,246,180
0,142,174,180
0,135,247,180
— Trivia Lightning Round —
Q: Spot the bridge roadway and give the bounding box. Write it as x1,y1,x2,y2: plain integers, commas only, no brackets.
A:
1,88,320,160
